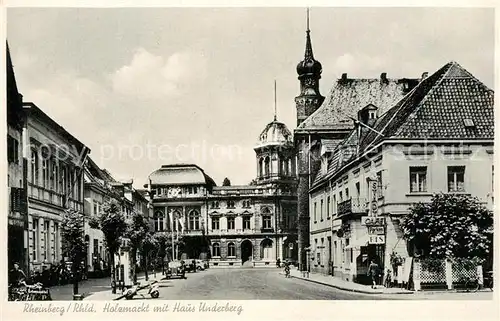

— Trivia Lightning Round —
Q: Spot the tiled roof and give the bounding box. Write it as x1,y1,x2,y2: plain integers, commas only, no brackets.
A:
360,61,494,151
298,76,419,130
148,164,216,187
311,61,494,189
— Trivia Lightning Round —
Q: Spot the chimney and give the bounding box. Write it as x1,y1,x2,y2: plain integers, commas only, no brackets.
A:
380,72,388,84
421,72,428,81
341,73,347,81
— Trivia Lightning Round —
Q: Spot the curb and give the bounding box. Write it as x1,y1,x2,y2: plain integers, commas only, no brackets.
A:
281,272,414,295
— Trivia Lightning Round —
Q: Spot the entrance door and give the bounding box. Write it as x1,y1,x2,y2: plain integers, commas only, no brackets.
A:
241,240,253,264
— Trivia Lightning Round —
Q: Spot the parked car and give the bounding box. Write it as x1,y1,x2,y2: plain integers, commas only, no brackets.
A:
165,261,186,279
186,259,205,272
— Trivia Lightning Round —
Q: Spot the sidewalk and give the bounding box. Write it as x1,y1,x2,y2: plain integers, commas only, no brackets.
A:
83,271,164,301
282,268,412,294
283,268,494,299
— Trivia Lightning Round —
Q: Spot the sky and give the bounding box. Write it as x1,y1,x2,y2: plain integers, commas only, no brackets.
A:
7,7,494,188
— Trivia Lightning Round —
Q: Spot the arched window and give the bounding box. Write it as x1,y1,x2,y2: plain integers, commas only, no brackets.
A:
212,243,220,257
172,210,182,232
188,210,200,230
228,242,236,257
153,210,164,232
259,158,264,177
287,159,292,176
260,239,273,260
264,157,270,177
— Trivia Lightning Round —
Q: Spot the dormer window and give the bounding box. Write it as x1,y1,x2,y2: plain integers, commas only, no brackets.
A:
369,110,376,119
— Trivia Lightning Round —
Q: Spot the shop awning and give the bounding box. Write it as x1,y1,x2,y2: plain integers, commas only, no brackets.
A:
345,235,369,249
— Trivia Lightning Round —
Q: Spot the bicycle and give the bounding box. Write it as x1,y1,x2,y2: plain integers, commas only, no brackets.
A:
483,271,493,291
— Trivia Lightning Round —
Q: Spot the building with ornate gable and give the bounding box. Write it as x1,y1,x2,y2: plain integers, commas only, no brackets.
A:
148,117,298,267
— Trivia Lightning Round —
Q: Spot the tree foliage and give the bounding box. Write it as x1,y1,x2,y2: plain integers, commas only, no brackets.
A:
125,212,149,281
61,210,86,268
178,235,210,259
99,200,128,255
401,193,493,260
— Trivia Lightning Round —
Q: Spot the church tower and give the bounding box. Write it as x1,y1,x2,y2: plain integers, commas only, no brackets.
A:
295,9,325,127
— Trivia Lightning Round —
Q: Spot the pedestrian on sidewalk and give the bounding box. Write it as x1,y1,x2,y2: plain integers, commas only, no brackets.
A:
368,260,380,289
276,258,281,268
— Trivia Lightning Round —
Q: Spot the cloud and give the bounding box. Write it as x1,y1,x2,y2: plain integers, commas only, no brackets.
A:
111,48,208,101
330,53,385,78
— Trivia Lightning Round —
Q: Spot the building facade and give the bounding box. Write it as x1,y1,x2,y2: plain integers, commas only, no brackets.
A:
293,18,420,271
308,62,494,284
7,43,28,272
148,118,299,267
84,158,151,273
23,102,90,273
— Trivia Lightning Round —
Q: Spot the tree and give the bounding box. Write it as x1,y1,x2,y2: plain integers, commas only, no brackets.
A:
125,212,149,283
61,209,87,297
141,232,157,281
178,235,210,259
98,200,127,293
154,234,172,275
401,193,493,261
222,177,231,186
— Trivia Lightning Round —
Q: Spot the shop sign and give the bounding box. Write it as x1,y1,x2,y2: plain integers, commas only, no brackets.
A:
368,235,385,244
367,226,385,235
361,216,386,226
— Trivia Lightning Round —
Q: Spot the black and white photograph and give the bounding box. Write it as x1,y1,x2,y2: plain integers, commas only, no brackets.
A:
4,4,496,307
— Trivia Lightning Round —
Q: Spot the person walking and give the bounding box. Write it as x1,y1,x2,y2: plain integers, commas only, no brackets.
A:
276,258,281,268
368,260,380,289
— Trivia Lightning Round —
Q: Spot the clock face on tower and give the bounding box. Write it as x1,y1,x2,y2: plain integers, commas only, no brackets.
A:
168,186,182,198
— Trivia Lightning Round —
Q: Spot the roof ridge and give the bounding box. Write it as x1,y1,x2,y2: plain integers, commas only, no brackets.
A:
362,62,453,151
447,61,493,92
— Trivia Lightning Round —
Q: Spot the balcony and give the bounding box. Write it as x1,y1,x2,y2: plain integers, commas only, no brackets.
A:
260,227,274,233
28,183,83,212
337,198,367,217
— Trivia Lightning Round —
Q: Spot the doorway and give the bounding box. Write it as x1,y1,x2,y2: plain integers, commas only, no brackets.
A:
241,240,253,264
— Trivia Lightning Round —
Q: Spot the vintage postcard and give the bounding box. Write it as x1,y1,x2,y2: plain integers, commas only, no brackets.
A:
1,2,498,321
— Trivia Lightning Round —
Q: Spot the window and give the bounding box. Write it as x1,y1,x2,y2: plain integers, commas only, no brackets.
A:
243,216,251,230
32,218,38,261
242,200,251,208
93,203,98,216
339,191,343,202
259,158,264,177
355,182,360,198
261,239,273,259
31,149,39,185
154,211,164,232
212,243,220,257
263,215,272,229
43,221,49,260
54,223,59,260
320,199,324,221
410,166,427,193
228,242,236,257
212,217,220,230
60,165,66,195
188,210,200,230
326,196,330,219
314,202,317,222
42,158,49,188
193,187,198,194
448,166,465,192
227,217,235,230
7,135,19,164
345,188,349,200
227,200,235,208
93,239,99,259
264,157,270,177
333,195,336,216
